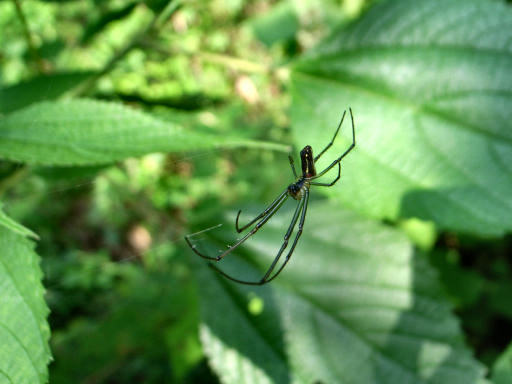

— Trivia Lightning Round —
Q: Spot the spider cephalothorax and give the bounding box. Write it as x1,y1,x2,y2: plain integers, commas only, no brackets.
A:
185,108,356,285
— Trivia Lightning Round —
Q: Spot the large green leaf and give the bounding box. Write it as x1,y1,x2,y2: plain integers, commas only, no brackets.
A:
0,99,289,166
291,0,512,236
195,203,485,383
0,226,50,383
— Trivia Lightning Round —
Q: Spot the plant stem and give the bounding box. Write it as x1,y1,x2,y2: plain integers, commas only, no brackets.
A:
140,40,273,75
12,0,46,74
196,51,270,74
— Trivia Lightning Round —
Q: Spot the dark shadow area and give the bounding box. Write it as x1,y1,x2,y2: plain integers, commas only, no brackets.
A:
398,187,512,378
384,248,486,382
435,232,512,367
96,91,226,111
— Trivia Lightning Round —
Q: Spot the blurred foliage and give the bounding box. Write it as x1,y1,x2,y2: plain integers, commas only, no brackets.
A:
0,0,511,383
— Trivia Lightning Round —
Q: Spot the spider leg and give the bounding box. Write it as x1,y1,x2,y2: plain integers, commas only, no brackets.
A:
266,188,309,283
288,155,298,179
185,234,221,261
208,263,265,285
209,190,307,285
311,108,355,180
208,263,264,285
186,193,288,261
314,110,346,162
310,163,340,187
236,189,288,233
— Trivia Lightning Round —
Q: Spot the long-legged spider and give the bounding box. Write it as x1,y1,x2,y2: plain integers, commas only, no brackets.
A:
185,108,356,285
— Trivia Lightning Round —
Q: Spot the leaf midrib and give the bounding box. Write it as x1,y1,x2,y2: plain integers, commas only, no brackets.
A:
0,369,14,384
0,255,44,380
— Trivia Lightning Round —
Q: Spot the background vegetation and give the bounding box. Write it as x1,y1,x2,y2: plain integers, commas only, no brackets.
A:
0,0,511,383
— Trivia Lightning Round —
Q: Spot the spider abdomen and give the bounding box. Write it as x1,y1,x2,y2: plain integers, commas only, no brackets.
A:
300,145,316,178
288,179,309,200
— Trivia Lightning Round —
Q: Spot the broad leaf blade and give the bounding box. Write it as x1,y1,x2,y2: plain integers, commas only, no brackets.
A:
291,0,512,236
0,99,289,166
0,226,50,383
199,278,290,384
196,203,485,383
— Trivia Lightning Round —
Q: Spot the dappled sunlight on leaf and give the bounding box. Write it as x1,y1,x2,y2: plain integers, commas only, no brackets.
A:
291,0,512,236
197,203,485,383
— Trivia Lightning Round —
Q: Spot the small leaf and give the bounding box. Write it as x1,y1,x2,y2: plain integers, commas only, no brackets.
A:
428,250,484,308
0,204,39,240
249,1,299,47
0,72,95,114
81,2,138,44
196,203,485,383
0,99,289,166
0,226,50,383
291,0,512,236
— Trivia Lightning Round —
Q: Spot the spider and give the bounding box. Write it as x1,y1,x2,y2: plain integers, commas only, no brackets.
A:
185,108,356,285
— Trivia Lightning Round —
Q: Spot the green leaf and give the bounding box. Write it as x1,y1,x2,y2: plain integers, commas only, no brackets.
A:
196,203,485,383
291,0,512,236
493,343,512,384
249,1,299,46
0,72,95,114
81,2,138,44
0,203,39,240
0,99,289,166
0,226,50,383
428,250,484,308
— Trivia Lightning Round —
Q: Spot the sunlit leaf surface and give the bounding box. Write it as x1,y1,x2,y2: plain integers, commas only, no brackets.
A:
197,203,485,383
0,227,50,383
0,99,289,166
291,0,512,236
